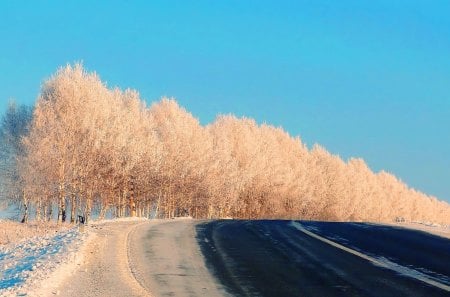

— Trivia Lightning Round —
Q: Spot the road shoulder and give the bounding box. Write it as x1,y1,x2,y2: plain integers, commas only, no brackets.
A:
56,220,151,297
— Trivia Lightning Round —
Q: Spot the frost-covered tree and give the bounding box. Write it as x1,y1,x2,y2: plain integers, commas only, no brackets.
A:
0,100,32,220
13,63,450,224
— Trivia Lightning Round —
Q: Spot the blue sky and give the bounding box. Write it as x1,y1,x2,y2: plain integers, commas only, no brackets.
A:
1,1,449,202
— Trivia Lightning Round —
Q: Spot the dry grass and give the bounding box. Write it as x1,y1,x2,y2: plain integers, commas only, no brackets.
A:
0,220,72,245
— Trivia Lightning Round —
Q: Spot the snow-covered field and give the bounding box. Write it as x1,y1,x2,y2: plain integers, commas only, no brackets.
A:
0,220,92,297
0,221,72,245
389,221,450,239
0,217,149,296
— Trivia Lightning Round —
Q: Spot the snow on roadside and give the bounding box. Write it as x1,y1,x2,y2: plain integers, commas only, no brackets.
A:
0,225,93,297
0,217,151,296
91,216,149,226
388,222,450,240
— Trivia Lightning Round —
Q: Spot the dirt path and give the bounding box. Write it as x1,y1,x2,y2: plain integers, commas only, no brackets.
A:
58,220,151,297
129,219,229,297
56,219,228,297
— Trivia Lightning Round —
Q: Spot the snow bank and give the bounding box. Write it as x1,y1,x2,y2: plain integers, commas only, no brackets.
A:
0,225,92,297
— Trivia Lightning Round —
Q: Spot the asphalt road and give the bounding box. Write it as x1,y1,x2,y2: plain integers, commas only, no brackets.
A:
196,220,450,297
128,219,230,297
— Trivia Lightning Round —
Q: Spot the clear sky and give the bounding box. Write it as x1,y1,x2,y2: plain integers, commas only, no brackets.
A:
0,1,449,202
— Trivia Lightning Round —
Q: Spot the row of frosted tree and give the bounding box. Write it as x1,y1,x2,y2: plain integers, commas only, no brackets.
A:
1,64,449,224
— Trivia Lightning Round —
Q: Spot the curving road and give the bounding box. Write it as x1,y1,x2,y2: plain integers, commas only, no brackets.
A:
56,219,450,297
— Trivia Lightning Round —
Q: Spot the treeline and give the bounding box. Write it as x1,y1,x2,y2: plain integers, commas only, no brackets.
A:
1,64,449,224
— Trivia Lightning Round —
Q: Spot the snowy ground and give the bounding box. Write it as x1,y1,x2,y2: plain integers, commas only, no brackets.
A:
388,221,450,239
0,221,91,297
0,221,72,245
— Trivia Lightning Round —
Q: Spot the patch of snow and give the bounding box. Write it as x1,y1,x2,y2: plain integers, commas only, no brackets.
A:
171,216,193,220
301,224,320,233
373,256,450,287
0,225,92,297
385,222,450,239
92,216,149,225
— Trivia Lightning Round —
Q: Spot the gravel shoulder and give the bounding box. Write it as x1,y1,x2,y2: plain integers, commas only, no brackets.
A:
57,220,151,297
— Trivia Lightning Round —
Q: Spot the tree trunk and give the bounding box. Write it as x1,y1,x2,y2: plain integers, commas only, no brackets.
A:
43,204,48,222
85,190,93,224
129,180,136,217
58,183,66,223
99,204,107,220
146,200,151,218
21,203,28,223
36,198,42,221
155,190,162,219
121,189,127,217
70,194,76,223
129,193,136,217
47,203,53,222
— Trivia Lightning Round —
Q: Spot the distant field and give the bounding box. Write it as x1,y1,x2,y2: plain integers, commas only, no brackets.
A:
0,220,70,245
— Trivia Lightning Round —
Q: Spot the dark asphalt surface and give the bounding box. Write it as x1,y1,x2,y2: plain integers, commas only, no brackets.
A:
301,221,450,285
196,220,450,297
